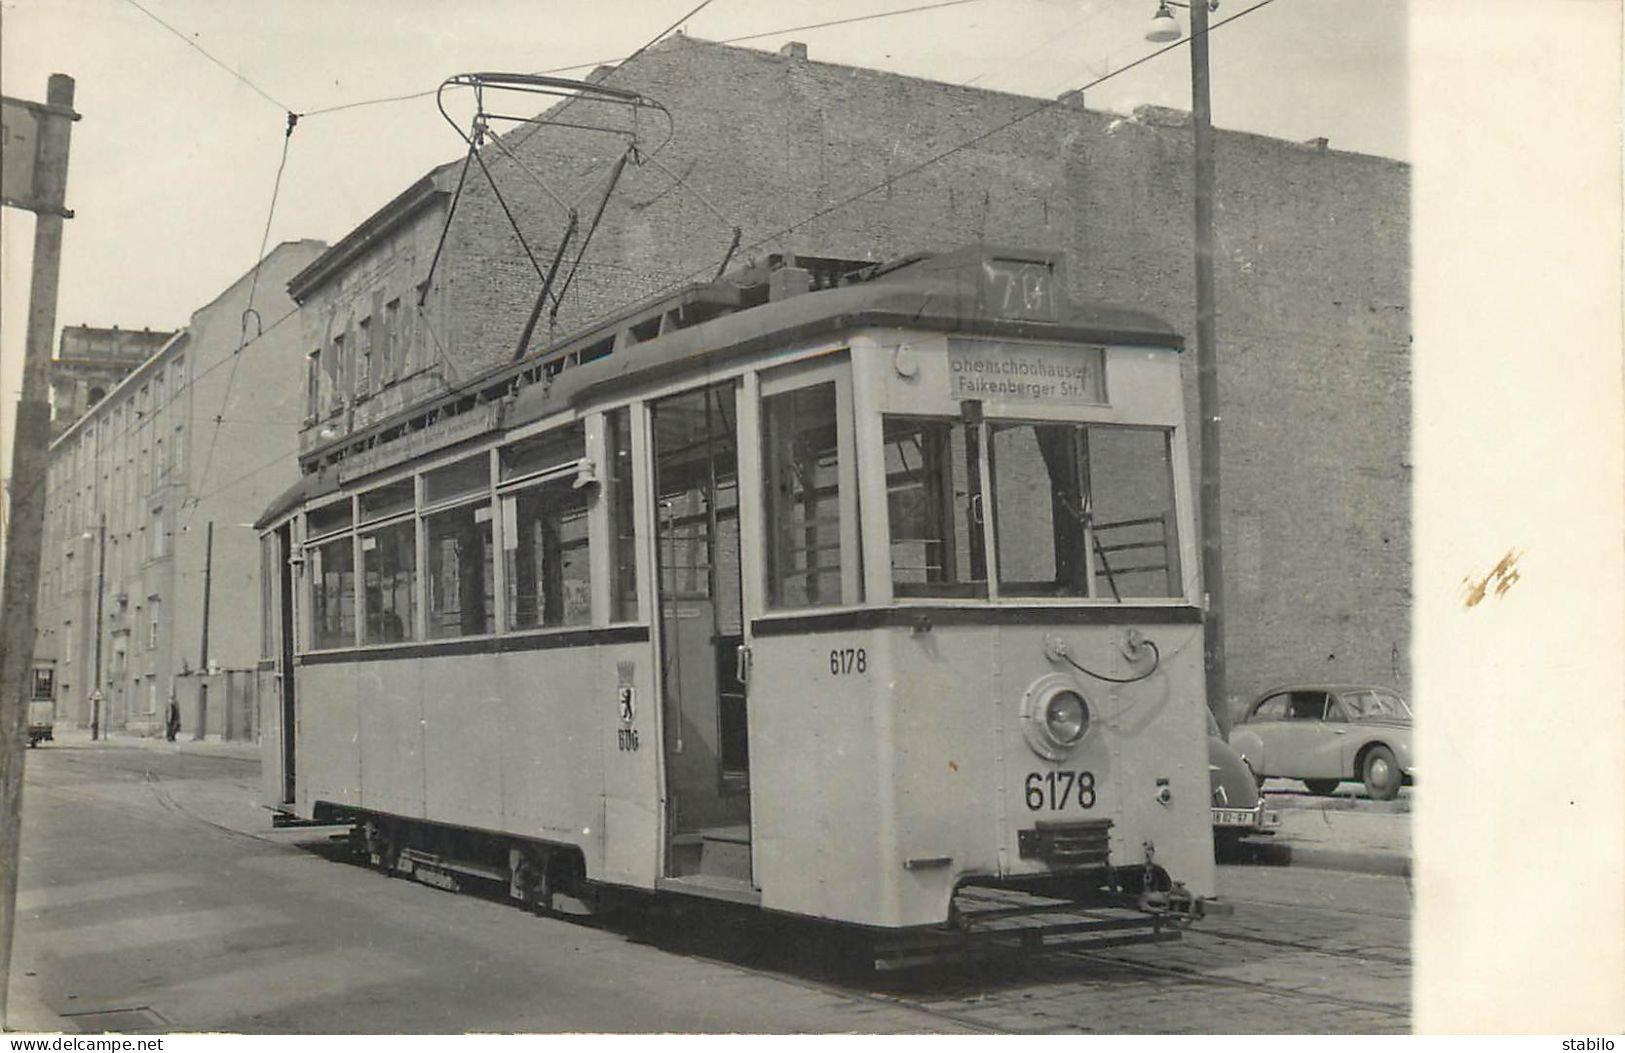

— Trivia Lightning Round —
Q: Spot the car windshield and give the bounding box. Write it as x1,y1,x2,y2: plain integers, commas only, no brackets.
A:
1339,688,1411,721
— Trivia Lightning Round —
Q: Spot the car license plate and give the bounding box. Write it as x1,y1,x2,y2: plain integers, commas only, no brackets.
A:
1212,807,1258,827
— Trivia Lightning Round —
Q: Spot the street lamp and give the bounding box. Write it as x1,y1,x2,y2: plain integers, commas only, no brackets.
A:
1145,0,1229,735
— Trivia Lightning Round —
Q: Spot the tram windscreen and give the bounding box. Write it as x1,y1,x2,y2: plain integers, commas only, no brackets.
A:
990,422,1181,599
883,416,1181,600
884,417,986,598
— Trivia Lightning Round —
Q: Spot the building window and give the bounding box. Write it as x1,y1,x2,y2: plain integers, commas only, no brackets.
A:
329,334,346,412
501,477,590,630
356,317,372,397
306,349,321,419
150,507,166,560
361,519,416,644
383,299,401,383
147,610,159,650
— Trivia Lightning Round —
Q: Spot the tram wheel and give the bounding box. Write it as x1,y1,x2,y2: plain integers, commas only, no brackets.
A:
514,850,557,916
1361,745,1401,801
1303,778,1340,796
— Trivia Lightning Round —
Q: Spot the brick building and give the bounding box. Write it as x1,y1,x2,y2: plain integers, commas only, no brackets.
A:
49,324,175,439
34,240,327,737
294,36,1410,713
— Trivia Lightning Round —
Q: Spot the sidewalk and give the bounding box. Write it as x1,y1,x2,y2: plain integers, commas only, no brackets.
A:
36,724,259,760
1242,782,1413,878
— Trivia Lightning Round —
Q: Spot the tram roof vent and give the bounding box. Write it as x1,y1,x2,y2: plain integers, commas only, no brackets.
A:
769,266,812,301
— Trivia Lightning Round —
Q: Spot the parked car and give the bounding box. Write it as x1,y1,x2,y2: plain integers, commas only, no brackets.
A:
1207,710,1279,844
1229,685,1413,801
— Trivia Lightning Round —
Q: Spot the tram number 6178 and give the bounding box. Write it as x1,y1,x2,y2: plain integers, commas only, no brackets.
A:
829,648,867,675
1024,770,1096,811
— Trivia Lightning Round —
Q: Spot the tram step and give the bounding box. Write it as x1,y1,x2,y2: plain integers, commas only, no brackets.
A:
669,827,753,881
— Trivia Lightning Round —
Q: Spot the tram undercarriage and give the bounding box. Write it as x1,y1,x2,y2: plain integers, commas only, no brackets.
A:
297,804,1201,970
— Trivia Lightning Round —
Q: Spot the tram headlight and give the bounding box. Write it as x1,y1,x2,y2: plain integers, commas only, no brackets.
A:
1021,675,1094,761
1044,690,1089,746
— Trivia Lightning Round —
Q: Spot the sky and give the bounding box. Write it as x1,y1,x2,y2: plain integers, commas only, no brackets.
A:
0,0,1408,470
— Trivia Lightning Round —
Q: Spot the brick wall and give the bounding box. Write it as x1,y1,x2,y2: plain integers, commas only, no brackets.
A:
346,36,1412,711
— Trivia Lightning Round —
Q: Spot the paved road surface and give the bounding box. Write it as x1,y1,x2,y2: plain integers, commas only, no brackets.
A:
7,740,1410,1034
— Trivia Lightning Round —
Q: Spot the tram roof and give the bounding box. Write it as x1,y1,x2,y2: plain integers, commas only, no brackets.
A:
258,245,1180,529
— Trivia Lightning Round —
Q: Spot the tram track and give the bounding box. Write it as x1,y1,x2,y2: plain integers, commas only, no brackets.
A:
1060,945,1409,1020
1186,925,1409,966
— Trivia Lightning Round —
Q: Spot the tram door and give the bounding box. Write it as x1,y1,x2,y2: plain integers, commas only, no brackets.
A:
651,382,752,882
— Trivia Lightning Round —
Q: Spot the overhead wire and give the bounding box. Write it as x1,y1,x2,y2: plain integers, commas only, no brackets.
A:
290,0,984,122
186,113,299,528
118,0,293,114
589,0,1280,319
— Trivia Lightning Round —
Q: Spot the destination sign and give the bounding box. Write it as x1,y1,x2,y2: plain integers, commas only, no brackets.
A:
946,339,1106,407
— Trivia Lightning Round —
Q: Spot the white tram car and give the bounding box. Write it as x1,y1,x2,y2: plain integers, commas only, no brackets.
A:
257,245,1215,937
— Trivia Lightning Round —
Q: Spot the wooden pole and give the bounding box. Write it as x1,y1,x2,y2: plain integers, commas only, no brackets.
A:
195,521,212,740
0,73,76,1030
1189,1,1230,736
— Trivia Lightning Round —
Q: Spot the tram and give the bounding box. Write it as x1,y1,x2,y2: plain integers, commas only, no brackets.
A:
256,244,1215,940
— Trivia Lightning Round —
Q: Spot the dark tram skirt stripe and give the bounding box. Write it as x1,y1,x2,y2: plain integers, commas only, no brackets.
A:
751,605,1202,637
298,624,651,665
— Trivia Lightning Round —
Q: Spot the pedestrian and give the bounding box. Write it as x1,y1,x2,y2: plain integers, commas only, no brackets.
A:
166,698,180,742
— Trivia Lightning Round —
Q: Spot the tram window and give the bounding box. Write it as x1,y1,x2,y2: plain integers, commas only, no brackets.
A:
763,382,844,608
883,416,986,598
359,477,414,522
502,479,590,630
605,408,638,621
424,454,491,506
989,422,1182,600
310,536,356,649
306,498,353,539
362,520,417,644
426,502,495,638
500,423,585,482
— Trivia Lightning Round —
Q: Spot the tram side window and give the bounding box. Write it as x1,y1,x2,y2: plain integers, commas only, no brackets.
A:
763,382,844,608
426,502,495,638
605,408,638,622
502,479,590,630
310,536,356,649
883,416,985,598
362,520,417,643
989,422,1182,600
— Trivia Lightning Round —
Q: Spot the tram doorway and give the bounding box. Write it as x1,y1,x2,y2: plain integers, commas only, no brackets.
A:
651,381,752,883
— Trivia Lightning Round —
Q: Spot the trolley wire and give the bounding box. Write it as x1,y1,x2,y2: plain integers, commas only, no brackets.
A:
588,0,1279,320
70,0,1238,513
118,0,293,114
293,0,984,121
186,114,298,528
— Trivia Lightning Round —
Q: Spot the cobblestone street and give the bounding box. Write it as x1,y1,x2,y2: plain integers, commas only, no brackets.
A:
9,738,1409,1034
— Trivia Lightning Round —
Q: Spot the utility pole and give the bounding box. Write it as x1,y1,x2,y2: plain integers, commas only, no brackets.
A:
1188,0,1229,737
195,521,213,741
0,72,78,1030
90,514,106,739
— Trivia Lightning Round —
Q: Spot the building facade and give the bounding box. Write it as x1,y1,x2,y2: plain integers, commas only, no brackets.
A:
47,324,176,440
33,240,327,737
293,36,1410,714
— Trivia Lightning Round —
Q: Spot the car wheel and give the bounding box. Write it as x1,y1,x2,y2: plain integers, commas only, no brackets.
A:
1362,745,1401,801
1303,778,1340,796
